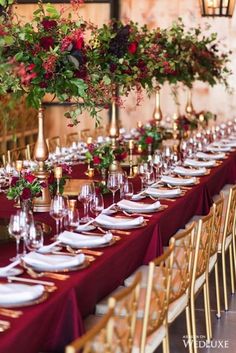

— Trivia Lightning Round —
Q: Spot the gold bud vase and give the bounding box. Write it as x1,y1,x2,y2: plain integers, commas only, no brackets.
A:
109,102,119,148
33,106,51,212
153,86,163,126
185,88,195,117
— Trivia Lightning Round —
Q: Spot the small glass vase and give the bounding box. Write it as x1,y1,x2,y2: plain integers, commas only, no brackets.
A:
20,199,34,213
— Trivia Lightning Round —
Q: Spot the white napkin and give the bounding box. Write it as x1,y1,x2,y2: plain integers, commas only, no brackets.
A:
0,283,44,305
59,231,113,248
0,260,21,276
23,252,85,270
146,187,181,198
95,214,143,227
161,175,196,186
196,151,225,160
174,166,206,176
117,199,160,211
184,158,216,168
206,145,231,152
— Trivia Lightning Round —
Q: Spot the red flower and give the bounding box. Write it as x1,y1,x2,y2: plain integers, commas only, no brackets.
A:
93,156,101,164
40,36,54,50
88,143,95,153
109,63,117,73
39,81,48,88
25,173,36,183
145,136,153,144
44,72,53,80
11,176,19,187
115,151,128,161
21,188,32,200
42,19,57,31
128,41,138,54
48,172,55,185
74,68,87,79
27,63,36,71
74,37,84,50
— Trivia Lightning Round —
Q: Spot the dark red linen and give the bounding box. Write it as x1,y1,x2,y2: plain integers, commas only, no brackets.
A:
0,151,235,353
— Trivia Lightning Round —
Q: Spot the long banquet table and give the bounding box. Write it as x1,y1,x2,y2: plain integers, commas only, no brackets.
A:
0,151,236,353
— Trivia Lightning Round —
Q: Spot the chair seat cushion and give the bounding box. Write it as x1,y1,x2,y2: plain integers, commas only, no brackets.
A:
168,292,189,323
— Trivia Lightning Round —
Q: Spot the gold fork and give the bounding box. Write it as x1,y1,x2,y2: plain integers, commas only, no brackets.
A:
26,267,69,281
0,307,22,318
0,319,10,332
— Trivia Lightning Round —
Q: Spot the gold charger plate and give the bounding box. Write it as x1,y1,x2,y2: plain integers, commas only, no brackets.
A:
28,258,90,273
119,204,168,214
94,220,147,230
62,236,120,250
0,291,48,308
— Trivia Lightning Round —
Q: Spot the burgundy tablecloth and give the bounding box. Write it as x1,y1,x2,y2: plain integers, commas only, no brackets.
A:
0,151,235,353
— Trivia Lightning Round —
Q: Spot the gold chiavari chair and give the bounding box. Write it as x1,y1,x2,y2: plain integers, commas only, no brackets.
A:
46,136,61,153
85,272,141,353
218,185,236,311
65,308,114,353
95,244,175,353
1,154,6,167
65,132,79,146
7,146,27,164
26,143,35,160
190,210,214,353
80,129,91,142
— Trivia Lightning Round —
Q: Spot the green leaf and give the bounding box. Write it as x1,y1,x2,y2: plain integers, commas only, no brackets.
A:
45,4,60,19
103,75,111,85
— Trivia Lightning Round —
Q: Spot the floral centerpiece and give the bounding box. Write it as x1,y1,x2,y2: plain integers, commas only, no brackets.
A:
195,110,216,127
0,1,103,125
86,143,127,171
47,163,72,195
175,115,198,138
7,171,45,208
137,121,165,152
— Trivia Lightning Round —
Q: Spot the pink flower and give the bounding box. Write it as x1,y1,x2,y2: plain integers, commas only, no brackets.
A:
27,63,36,71
128,41,138,54
40,36,54,50
42,19,57,31
42,54,57,73
93,156,101,164
145,136,153,144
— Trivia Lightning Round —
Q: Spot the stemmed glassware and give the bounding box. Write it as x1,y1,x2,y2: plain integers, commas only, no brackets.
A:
25,223,44,252
137,163,146,191
8,214,22,261
123,182,134,200
90,193,104,217
152,152,163,181
78,183,93,223
117,171,127,199
64,204,80,231
19,209,34,256
107,173,119,204
50,195,66,239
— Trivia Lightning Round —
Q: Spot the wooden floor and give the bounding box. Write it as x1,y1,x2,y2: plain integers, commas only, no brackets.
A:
156,256,236,353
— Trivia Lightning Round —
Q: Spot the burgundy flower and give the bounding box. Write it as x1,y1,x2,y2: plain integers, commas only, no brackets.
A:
40,182,47,188
67,124,74,127
145,136,153,144
40,36,54,50
39,81,48,88
115,151,128,161
42,19,57,31
88,143,95,153
137,59,146,71
93,156,101,164
128,41,138,54
21,188,32,200
11,176,19,187
44,72,53,80
74,68,87,79
109,63,117,73
27,63,36,71
25,173,36,183
48,172,55,185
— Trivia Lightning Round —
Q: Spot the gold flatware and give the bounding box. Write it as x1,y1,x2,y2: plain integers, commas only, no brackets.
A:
0,307,22,318
122,211,152,218
66,245,103,257
0,319,10,332
26,268,69,281
8,276,55,287
96,227,130,236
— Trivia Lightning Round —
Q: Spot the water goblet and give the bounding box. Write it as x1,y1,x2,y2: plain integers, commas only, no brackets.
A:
78,183,93,223
25,223,44,252
123,182,134,200
50,195,66,239
90,193,104,217
63,207,80,231
8,214,22,261
107,173,119,205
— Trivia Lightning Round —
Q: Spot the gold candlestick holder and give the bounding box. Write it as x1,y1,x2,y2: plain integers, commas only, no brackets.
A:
153,86,163,126
54,166,62,195
128,140,134,178
15,160,23,175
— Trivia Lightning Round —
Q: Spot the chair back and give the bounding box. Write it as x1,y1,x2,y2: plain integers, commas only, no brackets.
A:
65,132,79,146
108,272,141,353
191,209,214,294
169,223,195,303
46,136,61,152
65,308,114,353
211,195,224,256
222,185,236,243
7,146,27,164
26,143,35,160
140,243,174,352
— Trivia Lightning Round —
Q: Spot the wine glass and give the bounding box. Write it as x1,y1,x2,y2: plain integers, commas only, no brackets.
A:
117,171,127,199
64,207,80,231
50,195,66,239
78,183,93,223
137,164,146,191
19,209,34,256
8,214,22,261
90,193,104,217
152,152,162,181
107,173,119,204
123,182,134,200
25,223,44,252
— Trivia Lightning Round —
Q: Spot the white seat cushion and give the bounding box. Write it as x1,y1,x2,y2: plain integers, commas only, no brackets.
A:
218,234,232,252
168,292,189,323
95,286,125,315
209,253,217,273
124,265,148,288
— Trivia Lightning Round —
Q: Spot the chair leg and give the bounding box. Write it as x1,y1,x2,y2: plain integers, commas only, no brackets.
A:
163,327,170,353
190,292,198,353
222,250,229,311
186,306,193,353
205,277,212,339
214,262,221,319
232,230,236,280
203,284,211,343
229,244,235,294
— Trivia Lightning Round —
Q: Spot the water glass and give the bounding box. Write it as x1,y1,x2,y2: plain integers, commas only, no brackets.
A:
50,195,66,238
107,173,119,204
64,208,80,231
8,214,22,261
78,183,93,222
123,182,134,200
90,193,104,217
25,223,44,252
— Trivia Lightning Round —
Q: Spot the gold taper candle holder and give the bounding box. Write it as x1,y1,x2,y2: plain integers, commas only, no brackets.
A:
128,140,134,178
109,102,119,148
153,86,163,126
15,160,23,173
185,88,195,118
54,166,63,195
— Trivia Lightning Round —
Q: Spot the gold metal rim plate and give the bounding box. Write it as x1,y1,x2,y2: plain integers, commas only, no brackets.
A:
28,258,90,273
0,291,48,308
